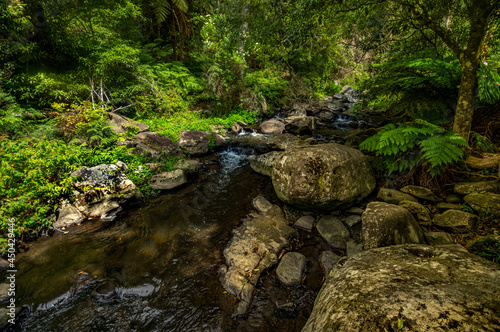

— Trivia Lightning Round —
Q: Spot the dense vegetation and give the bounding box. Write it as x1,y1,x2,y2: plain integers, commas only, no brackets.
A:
1,0,499,255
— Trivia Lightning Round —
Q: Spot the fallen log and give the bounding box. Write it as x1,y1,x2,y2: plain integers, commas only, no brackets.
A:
464,153,500,177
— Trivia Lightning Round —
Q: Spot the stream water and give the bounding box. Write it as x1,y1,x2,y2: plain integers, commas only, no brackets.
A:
7,148,322,332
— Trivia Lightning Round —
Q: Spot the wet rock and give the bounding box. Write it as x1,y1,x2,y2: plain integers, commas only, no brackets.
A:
293,215,315,231
454,180,500,195
344,215,362,228
346,240,363,257
283,116,317,135
302,244,500,332
107,112,149,134
220,205,298,316
272,144,376,210
134,132,184,159
316,216,350,249
54,201,84,229
319,251,341,276
362,202,425,250
174,159,201,174
425,232,453,245
276,252,307,287
267,133,306,150
249,151,283,177
436,202,462,211
260,120,285,135
148,169,187,190
231,122,243,133
400,185,437,202
253,195,273,213
433,210,477,233
399,200,432,226
464,193,500,217
377,188,418,204
446,194,463,203
178,130,210,156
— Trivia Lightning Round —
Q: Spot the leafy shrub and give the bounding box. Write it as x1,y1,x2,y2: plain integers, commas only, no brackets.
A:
477,65,500,105
360,119,468,177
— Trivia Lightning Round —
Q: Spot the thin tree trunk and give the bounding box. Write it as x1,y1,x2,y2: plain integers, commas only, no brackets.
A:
453,58,479,142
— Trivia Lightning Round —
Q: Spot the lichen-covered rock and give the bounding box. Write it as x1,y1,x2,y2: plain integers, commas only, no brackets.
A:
302,244,500,332
464,193,500,217
249,151,283,177
377,188,418,204
400,185,437,202
425,232,453,245
260,120,285,135
399,200,432,226
272,144,376,210
267,133,306,150
174,159,201,174
433,210,477,233
346,239,363,257
344,215,362,228
220,205,298,316
134,132,184,159
54,201,83,229
454,180,500,195
316,215,350,249
283,116,317,135
177,130,210,156
148,170,187,190
362,202,425,249
276,252,307,287
436,202,462,211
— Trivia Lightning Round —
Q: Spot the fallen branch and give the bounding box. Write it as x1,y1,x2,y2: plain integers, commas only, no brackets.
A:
111,104,134,113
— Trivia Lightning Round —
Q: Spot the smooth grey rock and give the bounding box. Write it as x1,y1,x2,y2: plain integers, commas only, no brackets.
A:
446,194,463,203
177,130,209,156
454,180,500,195
316,216,350,249
249,151,283,177
134,132,184,159
260,120,285,135
399,200,432,226
377,188,418,204
302,244,500,332
436,202,462,211
400,185,437,202
346,240,363,257
107,112,149,134
276,252,307,287
267,133,306,150
433,210,477,233
293,215,315,231
174,159,201,174
425,232,453,245
464,193,500,217
319,251,341,277
362,202,425,250
148,170,187,190
272,144,376,210
344,215,362,228
54,202,83,229
253,195,273,213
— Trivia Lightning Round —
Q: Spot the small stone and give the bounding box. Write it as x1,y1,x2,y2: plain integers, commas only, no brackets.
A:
433,210,477,233
174,159,201,174
346,240,363,257
232,122,243,133
344,215,362,228
400,185,437,202
377,188,418,204
425,232,453,245
115,161,129,171
276,252,307,287
346,207,364,215
316,216,350,249
253,195,273,214
260,120,285,135
399,200,432,226
148,170,187,190
293,215,315,231
319,251,341,276
446,194,463,203
436,202,462,211
454,181,500,195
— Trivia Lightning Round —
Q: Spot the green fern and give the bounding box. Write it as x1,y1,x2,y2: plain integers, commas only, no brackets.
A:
360,120,468,177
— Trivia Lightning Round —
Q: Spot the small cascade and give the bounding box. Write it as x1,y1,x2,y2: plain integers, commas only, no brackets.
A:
218,146,255,174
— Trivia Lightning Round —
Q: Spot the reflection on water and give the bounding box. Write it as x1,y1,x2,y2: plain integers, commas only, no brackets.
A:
11,152,316,332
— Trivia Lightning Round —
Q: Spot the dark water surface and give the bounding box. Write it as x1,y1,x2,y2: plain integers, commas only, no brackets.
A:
10,151,319,332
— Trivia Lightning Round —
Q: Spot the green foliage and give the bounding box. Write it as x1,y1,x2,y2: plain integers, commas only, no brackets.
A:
362,57,461,121
469,237,500,263
477,65,500,105
470,131,498,153
360,119,468,177
0,91,25,135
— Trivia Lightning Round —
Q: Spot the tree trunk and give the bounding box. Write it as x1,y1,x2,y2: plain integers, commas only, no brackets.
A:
453,58,479,142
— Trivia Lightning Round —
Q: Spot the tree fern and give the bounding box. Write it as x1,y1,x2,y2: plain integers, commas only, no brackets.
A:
360,120,468,177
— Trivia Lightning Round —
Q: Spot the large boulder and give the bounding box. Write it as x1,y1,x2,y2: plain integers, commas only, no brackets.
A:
249,151,283,177
260,120,285,135
362,202,425,249
134,132,184,159
464,193,500,217
177,130,210,156
302,244,500,332
283,116,317,135
272,144,376,210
